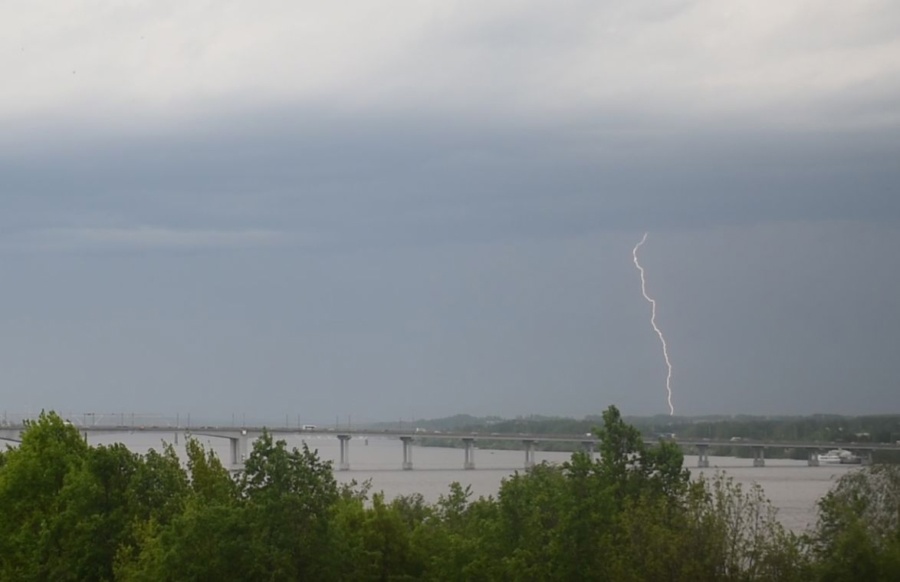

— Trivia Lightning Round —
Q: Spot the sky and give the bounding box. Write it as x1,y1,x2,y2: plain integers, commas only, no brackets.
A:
2,1,899,424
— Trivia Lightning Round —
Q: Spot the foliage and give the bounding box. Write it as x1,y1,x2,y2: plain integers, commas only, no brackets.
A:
810,464,900,581
0,407,894,580
0,411,91,580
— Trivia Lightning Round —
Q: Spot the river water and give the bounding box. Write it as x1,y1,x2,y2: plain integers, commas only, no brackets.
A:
87,432,854,533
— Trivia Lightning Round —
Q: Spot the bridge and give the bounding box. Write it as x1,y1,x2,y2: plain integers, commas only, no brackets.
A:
3,423,898,471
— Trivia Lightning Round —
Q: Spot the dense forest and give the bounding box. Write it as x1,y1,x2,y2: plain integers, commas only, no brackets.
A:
1,408,898,581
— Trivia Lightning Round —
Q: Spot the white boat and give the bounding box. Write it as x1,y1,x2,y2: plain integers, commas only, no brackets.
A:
817,449,860,464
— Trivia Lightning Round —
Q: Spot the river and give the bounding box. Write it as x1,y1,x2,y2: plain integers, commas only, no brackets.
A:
88,432,854,533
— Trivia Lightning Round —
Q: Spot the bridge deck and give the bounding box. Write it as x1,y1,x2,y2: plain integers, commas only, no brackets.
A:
4,425,899,451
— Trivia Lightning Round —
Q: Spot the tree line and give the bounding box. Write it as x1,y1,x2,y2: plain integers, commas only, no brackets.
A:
0,408,897,580
403,413,900,461
396,412,900,444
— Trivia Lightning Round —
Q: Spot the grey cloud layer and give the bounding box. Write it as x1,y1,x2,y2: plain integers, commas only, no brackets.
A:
4,112,898,254
1,1,899,420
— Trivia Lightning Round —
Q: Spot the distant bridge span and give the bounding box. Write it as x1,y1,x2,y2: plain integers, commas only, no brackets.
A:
2,424,897,470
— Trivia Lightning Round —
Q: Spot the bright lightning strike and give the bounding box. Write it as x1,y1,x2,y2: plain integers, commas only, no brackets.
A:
632,232,675,416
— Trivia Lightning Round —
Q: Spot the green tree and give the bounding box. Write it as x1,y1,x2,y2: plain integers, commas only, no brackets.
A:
185,437,236,504
126,443,190,526
51,443,140,581
238,431,341,580
419,483,502,581
594,405,690,501
0,412,89,580
360,492,422,580
114,440,227,581
812,464,900,581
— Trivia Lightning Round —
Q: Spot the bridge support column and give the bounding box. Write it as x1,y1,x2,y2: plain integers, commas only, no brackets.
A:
808,451,820,467
752,446,765,467
401,436,414,470
581,441,595,461
338,434,351,471
861,450,874,466
463,438,475,470
228,433,248,467
697,444,710,468
229,437,238,466
523,440,536,469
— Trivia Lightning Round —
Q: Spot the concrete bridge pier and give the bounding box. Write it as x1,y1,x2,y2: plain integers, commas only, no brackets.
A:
581,441,595,461
523,440,536,469
338,434,351,471
401,436,414,470
807,450,819,467
697,444,710,468
752,446,766,467
860,450,874,466
228,434,249,467
463,438,476,470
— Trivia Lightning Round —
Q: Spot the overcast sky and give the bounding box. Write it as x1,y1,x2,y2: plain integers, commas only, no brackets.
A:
2,1,899,423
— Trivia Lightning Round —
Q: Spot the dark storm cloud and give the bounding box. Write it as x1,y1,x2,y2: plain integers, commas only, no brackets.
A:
3,111,898,254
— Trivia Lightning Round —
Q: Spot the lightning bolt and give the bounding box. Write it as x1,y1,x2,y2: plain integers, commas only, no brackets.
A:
632,232,675,416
